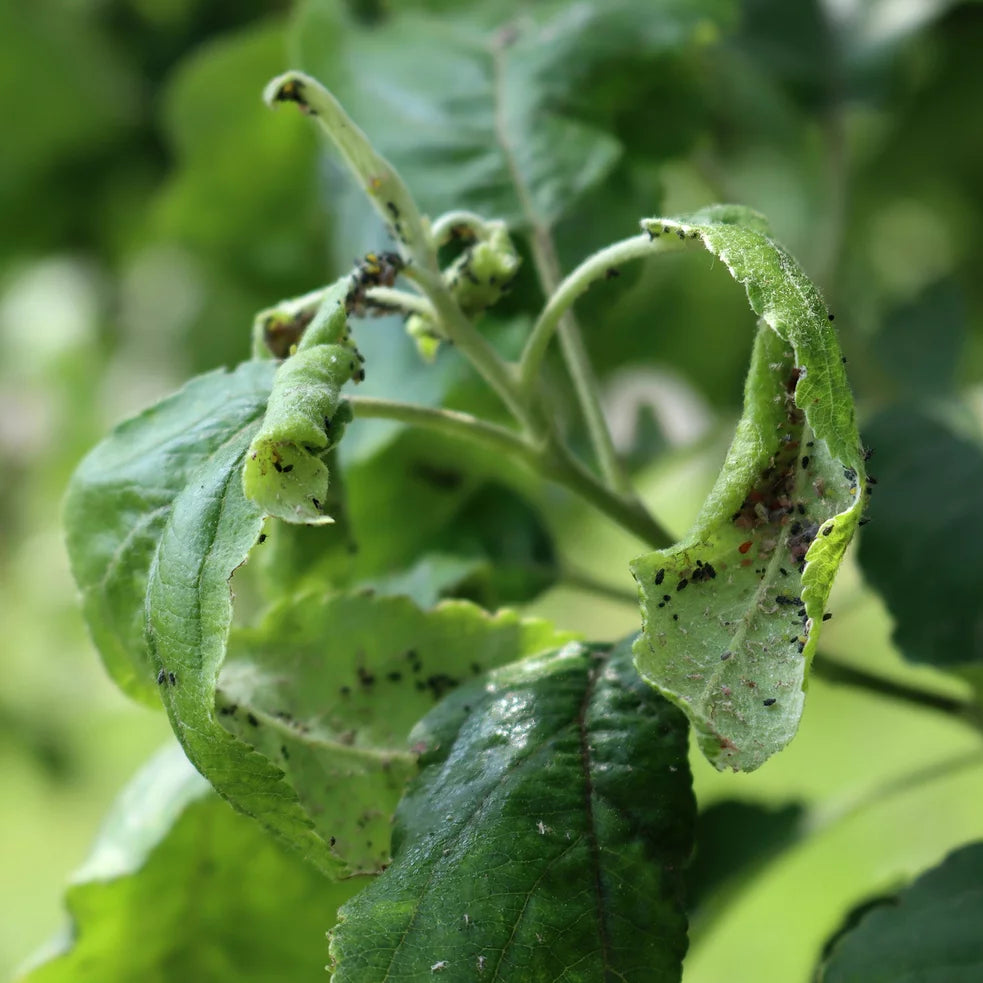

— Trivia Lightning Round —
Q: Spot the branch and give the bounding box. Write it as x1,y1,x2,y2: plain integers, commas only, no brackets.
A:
813,652,983,732
347,397,673,549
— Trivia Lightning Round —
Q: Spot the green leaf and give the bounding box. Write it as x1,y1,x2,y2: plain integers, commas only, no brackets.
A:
329,636,695,983
220,592,574,874
242,279,361,524
65,359,339,873
64,360,277,707
631,207,867,771
872,280,966,396
816,841,983,982
293,0,731,229
18,745,357,983
857,407,983,671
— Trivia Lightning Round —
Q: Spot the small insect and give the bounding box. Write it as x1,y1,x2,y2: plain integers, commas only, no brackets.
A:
676,578,688,591
738,540,753,554
655,568,665,585
763,698,777,707
801,456,810,469
431,960,448,973
822,612,833,621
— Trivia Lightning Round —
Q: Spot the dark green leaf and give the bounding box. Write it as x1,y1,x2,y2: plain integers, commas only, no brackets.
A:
220,592,573,874
18,745,356,983
816,841,983,983
857,407,983,670
873,279,966,396
688,799,806,922
293,0,732,228
329,636,695,983
631,207,866,771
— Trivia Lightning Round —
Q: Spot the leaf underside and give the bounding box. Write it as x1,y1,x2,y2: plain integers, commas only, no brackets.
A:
631,207,866,771
329,636,695,983
219,592,574,874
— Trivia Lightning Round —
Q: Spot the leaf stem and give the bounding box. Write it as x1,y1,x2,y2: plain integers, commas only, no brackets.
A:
813,652,983,732
519,232,686,395
362,286,435,320
400,266,535,431
347,396,673,549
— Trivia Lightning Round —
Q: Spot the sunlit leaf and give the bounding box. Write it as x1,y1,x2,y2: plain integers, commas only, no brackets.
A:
64,361,276,707
631,206,866,771
18,745,356,983
65,360,339,872
219,592,573,874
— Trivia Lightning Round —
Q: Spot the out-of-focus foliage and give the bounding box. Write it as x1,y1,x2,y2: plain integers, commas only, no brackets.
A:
4,0,983,980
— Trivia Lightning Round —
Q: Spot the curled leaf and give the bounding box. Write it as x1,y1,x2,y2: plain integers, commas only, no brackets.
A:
631,207,867,771
242,278,361,524
264,71,431,265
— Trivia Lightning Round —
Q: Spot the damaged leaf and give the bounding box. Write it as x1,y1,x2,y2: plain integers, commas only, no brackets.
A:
631,206,866,771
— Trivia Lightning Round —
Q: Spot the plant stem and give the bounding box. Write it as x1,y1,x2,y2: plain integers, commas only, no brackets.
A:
489,38,630,495
347,396,673,549
519,233,686,395
812,652,983,732
400,266,536,432
363,286,435,319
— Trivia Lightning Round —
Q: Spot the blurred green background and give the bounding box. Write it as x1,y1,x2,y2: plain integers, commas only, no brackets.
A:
2,1,982,981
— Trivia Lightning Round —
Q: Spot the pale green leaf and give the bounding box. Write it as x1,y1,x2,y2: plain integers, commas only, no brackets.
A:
18,745,356,983
66,360,340,873
329,636,694,983
64,360,276,706
242,278,361,524
631,207,867,771
219,592,574,874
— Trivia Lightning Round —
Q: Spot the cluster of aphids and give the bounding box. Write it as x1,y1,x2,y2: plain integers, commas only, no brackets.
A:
261,307,316,359
345,250,405,319
727,365,822,571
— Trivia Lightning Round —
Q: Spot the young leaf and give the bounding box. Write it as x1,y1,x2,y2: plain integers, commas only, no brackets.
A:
64,360,276,706
219,592,574,874
815,841,983,982
631,206,866,771
242,278,361,525
329,636,695,983
263,70,432,264
857,407,983,672
18,745,357,983
65,360,340,873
